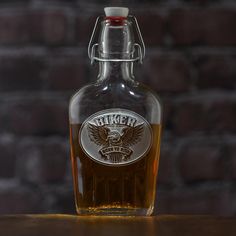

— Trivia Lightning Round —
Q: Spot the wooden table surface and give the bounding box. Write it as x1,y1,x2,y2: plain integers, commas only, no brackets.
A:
0,214,236,236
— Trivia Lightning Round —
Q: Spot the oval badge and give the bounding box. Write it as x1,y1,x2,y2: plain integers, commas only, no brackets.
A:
79,108,153,166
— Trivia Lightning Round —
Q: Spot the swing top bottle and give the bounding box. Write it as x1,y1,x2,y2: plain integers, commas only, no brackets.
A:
69,7,162,216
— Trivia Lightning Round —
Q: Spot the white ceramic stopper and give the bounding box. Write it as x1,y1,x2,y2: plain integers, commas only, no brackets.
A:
104,7,129,17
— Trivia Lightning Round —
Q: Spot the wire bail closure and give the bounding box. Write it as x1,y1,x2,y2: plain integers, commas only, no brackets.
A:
88,15,146,65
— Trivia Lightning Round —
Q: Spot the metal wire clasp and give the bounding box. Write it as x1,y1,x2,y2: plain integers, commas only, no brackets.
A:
88,15,146,65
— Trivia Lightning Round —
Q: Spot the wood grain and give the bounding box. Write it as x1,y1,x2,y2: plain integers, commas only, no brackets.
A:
0,215,235,236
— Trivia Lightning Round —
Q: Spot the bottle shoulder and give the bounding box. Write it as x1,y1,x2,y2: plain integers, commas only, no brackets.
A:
69,83,95,107
70,81,161,107
137,81,162,105
69,80,162,124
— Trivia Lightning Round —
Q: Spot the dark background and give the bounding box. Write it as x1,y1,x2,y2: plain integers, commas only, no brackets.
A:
0,0,235,216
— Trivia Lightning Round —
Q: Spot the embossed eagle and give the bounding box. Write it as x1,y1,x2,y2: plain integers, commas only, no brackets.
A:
88,123,144,147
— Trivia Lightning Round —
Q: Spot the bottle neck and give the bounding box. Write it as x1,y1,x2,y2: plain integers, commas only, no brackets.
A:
97,17,135,82
98,61,134,81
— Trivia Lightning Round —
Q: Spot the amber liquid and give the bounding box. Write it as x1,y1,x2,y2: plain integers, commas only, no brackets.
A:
70,124,161,216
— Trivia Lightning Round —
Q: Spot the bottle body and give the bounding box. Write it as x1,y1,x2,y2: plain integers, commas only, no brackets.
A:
69,74,162,215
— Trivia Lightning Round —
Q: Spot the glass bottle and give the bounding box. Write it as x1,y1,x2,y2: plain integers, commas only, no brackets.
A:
69,7,162,216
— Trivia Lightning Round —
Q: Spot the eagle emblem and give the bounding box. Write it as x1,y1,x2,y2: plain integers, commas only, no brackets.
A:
88,123,144,163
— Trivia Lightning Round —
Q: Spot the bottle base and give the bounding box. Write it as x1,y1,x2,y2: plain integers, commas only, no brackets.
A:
76,206,154,216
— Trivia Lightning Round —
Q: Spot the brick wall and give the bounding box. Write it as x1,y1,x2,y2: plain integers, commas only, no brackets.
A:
0,0,235,215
